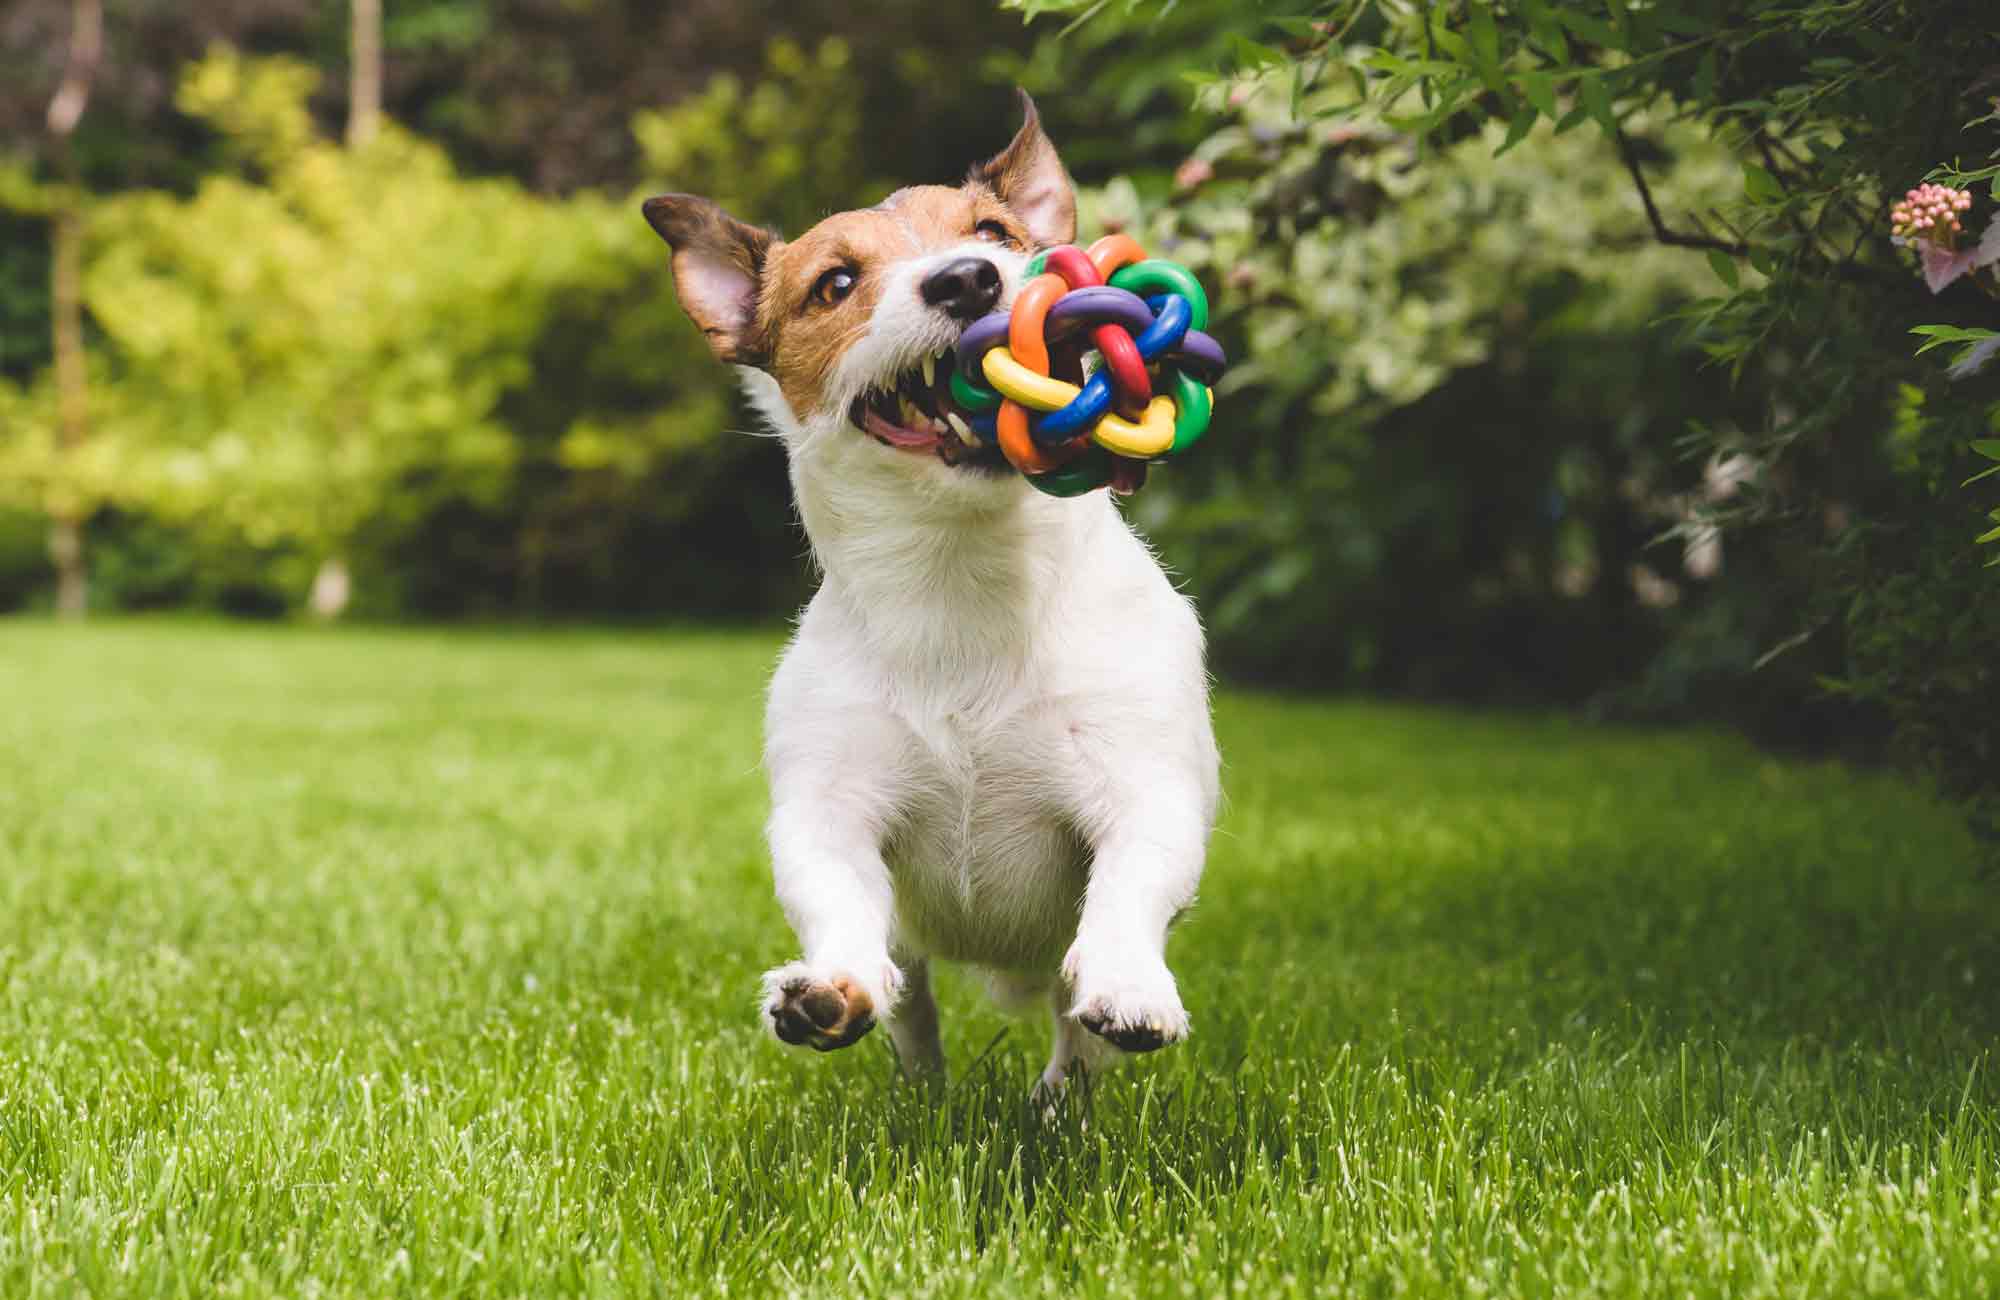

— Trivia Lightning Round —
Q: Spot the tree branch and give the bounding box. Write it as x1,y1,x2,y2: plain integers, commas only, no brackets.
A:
1615,127,1748,257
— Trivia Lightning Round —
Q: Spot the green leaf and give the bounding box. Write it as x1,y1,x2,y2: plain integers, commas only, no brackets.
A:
1579,74,1616,133
1526,1,1569,64
1654,7,1713,36
1554,9,1622,48
1227,34,1284,72
1496,105,1538,156
1518,71,1558,119
1911,324,2000,356
1706,248,1740,290
1429,24,1472,64
1692,49,1718,104
1742,163,1783,204
1360,52,1461,78
1529,15,1569,62
1972,440,2000,462
1466,5,1502,68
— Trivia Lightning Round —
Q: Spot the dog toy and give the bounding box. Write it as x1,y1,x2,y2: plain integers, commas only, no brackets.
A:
950,234,1226,497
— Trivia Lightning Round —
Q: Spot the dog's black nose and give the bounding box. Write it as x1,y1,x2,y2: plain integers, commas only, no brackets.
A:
921,257,1002,322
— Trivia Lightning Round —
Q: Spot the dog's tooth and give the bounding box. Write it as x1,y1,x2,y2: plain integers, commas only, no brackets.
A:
920,353,935,388
945,411,980,447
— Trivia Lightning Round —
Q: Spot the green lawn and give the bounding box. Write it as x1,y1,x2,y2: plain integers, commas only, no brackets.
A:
2,621,1996,1298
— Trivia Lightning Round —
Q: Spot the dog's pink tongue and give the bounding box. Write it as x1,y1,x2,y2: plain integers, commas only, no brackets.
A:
863,405,943,449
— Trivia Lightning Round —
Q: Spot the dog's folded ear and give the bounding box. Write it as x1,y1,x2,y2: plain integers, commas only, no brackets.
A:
641,194,778,367
969,89,1076,249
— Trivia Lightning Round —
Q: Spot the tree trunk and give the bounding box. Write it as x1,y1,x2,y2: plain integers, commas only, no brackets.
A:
347,0,382,148
49,204,88,618
320,0,384,620
308,556,353,620
48,516,85,618
45,0,101,621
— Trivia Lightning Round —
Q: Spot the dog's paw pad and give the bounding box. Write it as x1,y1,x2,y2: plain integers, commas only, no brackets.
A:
768,974,876,1052
1077,1005,1179,1053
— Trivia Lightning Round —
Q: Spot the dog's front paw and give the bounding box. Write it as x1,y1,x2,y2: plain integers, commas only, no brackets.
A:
1062,942,1189,1053
761,962,893,1052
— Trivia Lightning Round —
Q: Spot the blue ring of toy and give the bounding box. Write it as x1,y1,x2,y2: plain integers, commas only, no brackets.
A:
1030,293,1194,444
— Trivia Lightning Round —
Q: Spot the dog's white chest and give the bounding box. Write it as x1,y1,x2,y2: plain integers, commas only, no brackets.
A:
883,699,1089,970
762,478,1214,995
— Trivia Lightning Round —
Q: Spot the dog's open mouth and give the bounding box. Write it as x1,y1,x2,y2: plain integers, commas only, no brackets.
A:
848,347,1007,471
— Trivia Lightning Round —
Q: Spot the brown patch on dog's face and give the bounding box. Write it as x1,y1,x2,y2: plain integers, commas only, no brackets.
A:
753,186,1030,414
643,89,1071,425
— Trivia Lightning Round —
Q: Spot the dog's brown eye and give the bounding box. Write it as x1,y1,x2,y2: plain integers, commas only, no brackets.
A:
812,267,857,307
974,219,1016,246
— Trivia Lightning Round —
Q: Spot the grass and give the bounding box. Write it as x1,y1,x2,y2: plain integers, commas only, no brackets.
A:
2,619,1997,1299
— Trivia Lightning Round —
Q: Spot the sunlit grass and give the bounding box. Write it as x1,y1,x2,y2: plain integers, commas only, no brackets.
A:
2,619,1996,1298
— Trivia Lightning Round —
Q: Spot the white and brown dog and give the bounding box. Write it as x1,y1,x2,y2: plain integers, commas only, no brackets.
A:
643,92,1219,1094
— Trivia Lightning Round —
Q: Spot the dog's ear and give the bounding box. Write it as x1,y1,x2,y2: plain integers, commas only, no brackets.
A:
641,194,778,366
969,89,1076,248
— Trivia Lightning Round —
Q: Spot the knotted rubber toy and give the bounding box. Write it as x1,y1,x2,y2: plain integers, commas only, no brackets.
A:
950,234,1226,498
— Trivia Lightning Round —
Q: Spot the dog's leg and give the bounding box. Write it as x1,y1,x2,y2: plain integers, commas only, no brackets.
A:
887,956,945,1077
1061,750,1212,1053
760,787,904,1052
984,975,1107,1101
1037,998,1096,1096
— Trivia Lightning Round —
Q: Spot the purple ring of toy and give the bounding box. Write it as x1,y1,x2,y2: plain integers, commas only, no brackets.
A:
1045,286,1155,338
954,310,1225,388
1043,289,1228,379
955,314,1011,378
1161,329,1226,383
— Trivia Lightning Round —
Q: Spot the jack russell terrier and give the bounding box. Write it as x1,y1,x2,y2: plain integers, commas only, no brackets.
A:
642,91,1219,1095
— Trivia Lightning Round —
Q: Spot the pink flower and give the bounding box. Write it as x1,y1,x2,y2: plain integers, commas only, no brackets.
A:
1174,157,1216,191
1892,182,1975,250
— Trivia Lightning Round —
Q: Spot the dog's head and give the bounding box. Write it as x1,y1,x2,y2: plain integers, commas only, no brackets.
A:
641,91,1074,506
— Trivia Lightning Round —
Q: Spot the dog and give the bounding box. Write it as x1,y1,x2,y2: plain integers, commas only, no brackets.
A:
642,91,1219,1094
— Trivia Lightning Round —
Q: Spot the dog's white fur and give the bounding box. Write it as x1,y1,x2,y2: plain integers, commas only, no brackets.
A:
744,240,1219,1091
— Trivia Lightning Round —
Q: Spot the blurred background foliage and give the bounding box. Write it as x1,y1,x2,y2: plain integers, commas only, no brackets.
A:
0,0,1994,836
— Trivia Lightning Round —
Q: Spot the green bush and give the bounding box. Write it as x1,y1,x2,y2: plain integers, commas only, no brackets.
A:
1019,0,1996,832
0,41,865,618
1078,96,1773,707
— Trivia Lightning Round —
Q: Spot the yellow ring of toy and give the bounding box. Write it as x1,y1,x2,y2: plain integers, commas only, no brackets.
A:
1092,395,1182,458
982,348,1211,461
981,347,1078,412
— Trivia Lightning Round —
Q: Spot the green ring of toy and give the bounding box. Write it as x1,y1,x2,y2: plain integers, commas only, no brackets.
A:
1106,260,1210,332
1025,444,1113,497
1165,372,1211,454
949,367,1001,413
